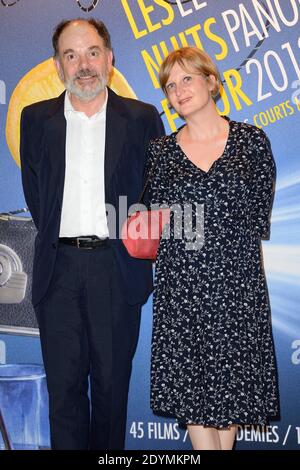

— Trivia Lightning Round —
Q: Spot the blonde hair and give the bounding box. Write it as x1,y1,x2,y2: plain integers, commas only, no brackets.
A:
159,47,221,98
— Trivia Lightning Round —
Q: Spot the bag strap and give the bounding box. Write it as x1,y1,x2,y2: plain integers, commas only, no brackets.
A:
138,136,167,204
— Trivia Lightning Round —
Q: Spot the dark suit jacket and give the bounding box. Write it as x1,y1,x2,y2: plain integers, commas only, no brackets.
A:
20,88,164,306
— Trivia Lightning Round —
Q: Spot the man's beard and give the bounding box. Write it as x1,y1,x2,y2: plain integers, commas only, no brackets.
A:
64,66,110,101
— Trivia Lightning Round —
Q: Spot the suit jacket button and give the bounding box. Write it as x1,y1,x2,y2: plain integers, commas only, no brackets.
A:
52,243,56,249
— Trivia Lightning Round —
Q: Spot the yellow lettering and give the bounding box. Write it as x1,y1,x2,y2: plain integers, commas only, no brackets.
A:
178,31,189,47
279,102,288,117
160,32,190,57
170,35,183,50
204,18,228,60
154,0,174,26
138,0,161,33
216,85,231,115
185,24,204,50
253,101,296,128
253,114,262,128
159,40,171,58
273,105,283,120
284,100,295,115
141,24,218,90
259,112,268,127
141,46,164,89
223,69,253,110
121,0,147,39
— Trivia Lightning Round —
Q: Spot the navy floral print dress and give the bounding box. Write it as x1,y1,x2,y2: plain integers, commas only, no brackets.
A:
148,118,279,427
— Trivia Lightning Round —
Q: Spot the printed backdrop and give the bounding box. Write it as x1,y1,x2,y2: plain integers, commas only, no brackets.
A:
0,0,299,450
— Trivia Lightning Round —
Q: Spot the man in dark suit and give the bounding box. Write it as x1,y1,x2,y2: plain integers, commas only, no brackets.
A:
20,18,164,450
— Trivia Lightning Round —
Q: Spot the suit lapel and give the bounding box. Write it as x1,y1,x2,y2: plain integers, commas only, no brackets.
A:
43,89,127,207
44,92,66,207
105,89,127,190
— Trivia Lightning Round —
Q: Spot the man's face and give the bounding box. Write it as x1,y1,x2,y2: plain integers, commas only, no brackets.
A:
54,21,113,102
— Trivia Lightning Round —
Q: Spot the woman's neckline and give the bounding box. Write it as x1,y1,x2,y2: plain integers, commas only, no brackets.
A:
173,116,232,175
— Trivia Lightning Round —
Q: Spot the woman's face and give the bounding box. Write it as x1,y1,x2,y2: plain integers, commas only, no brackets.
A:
165,61,215,118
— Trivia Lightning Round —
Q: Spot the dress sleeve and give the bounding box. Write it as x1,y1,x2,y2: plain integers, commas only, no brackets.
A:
251,130,276,239
145,138,169,207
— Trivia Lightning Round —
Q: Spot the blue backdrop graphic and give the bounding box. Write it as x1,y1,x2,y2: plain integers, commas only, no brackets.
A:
0,0,299,450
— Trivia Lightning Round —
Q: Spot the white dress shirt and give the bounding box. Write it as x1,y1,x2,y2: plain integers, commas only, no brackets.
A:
59,90,109,238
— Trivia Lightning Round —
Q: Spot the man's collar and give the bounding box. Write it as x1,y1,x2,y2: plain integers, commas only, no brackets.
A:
64,87,108,118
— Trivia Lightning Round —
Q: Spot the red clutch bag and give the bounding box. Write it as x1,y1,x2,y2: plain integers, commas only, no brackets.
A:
121,137,168,260
121,208,170,260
